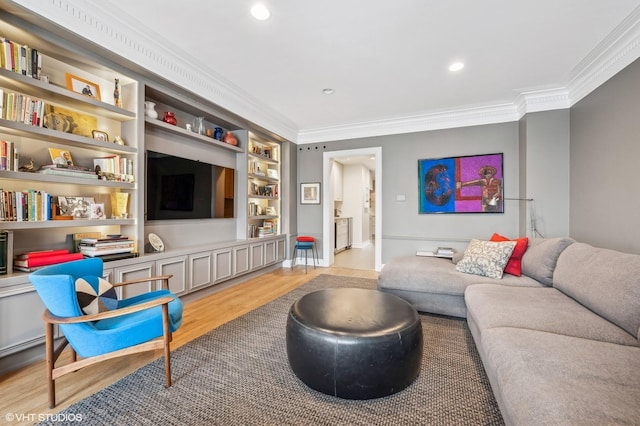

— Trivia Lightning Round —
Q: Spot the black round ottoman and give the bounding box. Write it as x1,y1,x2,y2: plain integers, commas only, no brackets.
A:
286,288,423,399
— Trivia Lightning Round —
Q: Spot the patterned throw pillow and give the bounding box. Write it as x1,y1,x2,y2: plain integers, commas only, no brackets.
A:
75,276,118,315
455,239,517,279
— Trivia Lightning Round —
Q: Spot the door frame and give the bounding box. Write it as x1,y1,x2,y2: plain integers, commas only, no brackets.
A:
322,147,382,271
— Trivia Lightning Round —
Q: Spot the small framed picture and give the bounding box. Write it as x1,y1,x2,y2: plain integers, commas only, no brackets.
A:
49,147,74,166
92,130,109,142
300,182,321,205
90,202,105,219
65,73,101,101
266,168,279,179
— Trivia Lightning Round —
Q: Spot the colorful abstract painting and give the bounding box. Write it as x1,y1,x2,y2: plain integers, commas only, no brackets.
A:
418,153,504,214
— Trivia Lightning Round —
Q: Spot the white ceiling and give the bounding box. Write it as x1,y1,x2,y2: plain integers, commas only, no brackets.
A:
27,0,640,143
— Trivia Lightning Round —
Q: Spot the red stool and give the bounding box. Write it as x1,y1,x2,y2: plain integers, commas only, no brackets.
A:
291,236,318,273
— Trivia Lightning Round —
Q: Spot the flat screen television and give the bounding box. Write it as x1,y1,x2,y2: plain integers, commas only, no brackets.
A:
146,150,233,220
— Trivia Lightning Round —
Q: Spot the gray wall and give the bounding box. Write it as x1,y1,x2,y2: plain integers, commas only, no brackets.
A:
298,123,527,263
519,110,571,239
570,58,640,254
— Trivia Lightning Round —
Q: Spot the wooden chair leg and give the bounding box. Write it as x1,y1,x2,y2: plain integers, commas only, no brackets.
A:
162,304,172,388
45,321,56,409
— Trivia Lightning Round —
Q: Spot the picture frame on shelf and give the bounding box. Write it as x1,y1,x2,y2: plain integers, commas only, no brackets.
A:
65,73,101,101
57,196,95,219
92,130,109,142
266,169,279,179
300,182,321,205
49,147,74,166
90,202,105,219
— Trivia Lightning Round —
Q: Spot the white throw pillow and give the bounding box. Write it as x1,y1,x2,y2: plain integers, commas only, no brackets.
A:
455,239,517,279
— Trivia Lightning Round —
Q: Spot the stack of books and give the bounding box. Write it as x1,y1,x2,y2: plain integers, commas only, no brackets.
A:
435,247,455,258
14,249,83,272
79,235,135,258
37,164,98,180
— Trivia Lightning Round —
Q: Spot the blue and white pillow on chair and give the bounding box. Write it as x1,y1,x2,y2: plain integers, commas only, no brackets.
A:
75,276,118,315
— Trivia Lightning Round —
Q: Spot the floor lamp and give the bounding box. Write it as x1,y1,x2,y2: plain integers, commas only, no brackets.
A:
503,198,544,238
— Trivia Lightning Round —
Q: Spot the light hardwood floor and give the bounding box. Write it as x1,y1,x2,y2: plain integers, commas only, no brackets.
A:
0,265,377,423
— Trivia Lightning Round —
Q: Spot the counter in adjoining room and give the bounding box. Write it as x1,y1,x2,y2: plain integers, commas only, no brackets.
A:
334,217,352,253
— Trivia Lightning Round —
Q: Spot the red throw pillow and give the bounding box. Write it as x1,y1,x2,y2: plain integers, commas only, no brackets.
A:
296,236,315,242
490,233,528,276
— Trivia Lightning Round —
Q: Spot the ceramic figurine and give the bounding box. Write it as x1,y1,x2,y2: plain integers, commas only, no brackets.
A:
163,111,177,125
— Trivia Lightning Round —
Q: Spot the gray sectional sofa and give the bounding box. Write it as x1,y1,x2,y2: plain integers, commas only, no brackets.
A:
378,237,640,425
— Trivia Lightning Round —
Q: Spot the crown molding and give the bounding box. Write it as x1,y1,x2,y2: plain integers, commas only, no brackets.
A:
10,0,299,142
11,0,640,145
297,104,521,144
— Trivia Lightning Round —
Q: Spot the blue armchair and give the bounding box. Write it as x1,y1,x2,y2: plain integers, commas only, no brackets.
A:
29,257,183,408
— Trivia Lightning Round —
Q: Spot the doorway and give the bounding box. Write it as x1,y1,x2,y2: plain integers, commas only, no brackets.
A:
322,147,382,272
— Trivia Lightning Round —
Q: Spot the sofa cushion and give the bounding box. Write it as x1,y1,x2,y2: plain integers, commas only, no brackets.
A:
480,327,640,425
465,284,639,347
378,256,543,317
455,239,516,279
554,243,640,339
520,237,574,285
489,233,528,276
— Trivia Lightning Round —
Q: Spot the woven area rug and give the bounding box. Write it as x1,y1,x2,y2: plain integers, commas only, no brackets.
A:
40,274,503,425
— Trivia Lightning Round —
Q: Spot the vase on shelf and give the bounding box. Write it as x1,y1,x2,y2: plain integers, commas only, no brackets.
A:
144,101,158,119
114,78,122,108
223,131,238,146
163,111,177,125
214,127,224,141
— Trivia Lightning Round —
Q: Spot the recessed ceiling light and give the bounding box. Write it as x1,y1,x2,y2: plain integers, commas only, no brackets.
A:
449,62,465,72
322,88,335,95
251,4,271,20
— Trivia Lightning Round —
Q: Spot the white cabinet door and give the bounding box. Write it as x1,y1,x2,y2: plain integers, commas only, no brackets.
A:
250,242,265,270
213,247,233,283
189,251,213,291
156,256,188,296
234,245,250,276
114,262,155,299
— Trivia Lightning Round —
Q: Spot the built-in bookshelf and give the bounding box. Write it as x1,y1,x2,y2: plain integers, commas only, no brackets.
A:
0,10,139,265
247,135,280,238
0,6,289,376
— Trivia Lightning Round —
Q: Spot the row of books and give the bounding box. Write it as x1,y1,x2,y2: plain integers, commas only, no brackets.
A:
249,183,278,198
0,89,47,127
78,235,134,257
0,140,19,172
1,36,43,79
0,189,52,222
93,155,134,180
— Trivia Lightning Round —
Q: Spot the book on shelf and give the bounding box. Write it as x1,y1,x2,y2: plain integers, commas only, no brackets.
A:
435,247,455,258
15,248,68,260
79,235,131,244
0,230,13,275
73,232,102,252
37,168,99,179
97,252,139,262
80,247,135,257
14,251,83,269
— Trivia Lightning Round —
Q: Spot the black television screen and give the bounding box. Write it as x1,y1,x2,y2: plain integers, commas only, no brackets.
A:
146,151,216,220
